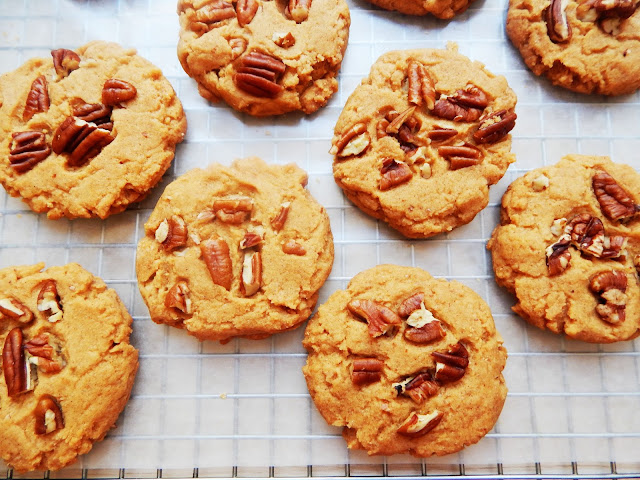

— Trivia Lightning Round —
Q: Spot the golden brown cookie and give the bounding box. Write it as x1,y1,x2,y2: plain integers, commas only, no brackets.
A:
506,0,640,95
488,155,640,343
136,157,334,342
0,41,187,219
0,263,138,472
364,0,474,18
303,264,507,457
331,46,517,238
177,0,350,116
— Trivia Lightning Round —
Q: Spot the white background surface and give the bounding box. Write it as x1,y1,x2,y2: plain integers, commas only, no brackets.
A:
1,0,640,477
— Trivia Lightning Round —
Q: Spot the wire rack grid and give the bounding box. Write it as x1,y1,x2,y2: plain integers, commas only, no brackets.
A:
1,0,640,479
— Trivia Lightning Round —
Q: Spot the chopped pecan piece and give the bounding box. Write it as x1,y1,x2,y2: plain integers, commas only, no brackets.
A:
0,297,34,323
51,48,80,77
397,410,443,437
187,0,236,32
23,75,50,121
271,202,291,231
52,116,115,167
201,238,233,291
432,342,469,383
34,394,64,435
428,126,458,142
407,61,436,109
602,235,627,259
9,131,52,173
72,102,113,131
165,281,192,314
589,270,627,324
37,280,63,323
380,158,412,191
398,292,424,318
273,32,296,48
394,373,439,403
241,250,262,296
282,239,306,255
568,214,605,257
236,0,259,26
544,0,572,43
2,328,30,396
155,215,188,252
234,51,286,98
347,299,402,338
546,237,571,275
386,107,417,135
592,171,639,222
240,231,264,249
473,110,517,144
330,123,370,158
213,195,254,224
24,334,63,374
102,79,137,106
400,296,446,344
351,358,383,385
383,109,423,153
593,0,638,17
229,38,248,59
432,85,488,122
287,0,312,22
438,144,483,170
404,318,446,344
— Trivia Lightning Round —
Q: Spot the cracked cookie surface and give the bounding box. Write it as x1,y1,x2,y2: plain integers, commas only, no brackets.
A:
303,264,507,457
364,0,474,18
136,157,334,342
0,41,186,219
177,0,350,116
488,155,640,343
506,0,640,95
331,47,517,238
0,263,138,473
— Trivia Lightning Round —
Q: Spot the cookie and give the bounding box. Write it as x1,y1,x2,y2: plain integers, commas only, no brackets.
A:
363,0,474,18
0,263,138,472
177,0,350,116
330,46,517,238
136,157,334,342
303,264,507,457
0,41,187,219
506,0,640,95
488,155,640,343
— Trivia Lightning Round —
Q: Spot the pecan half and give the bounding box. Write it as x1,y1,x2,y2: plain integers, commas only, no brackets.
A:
432,342,469,383
568,214,605,257
213,195,254,224
73,102,113,131
282,239,306,255
240,231,264,249
37,280,63,323
52,116,115,167
380,158,412,191
187,0,236,32
0,297,34,323
102,79,137,106
234,51,286,98
271,202,291,231
241,250,262,296
407,61,436,109
589,270,627,324
287,0,312,22
397,410,443,437
544,0,572,43
201,238,233,291
165,281,192,314
432,85,488,122
155,215,188,252
394,373,439,403
237,0,259,26
23,75,50,121
438,144,483,170
347,299,402,338
3,328,30,396
9,131,52,173
351,358,383,385
51,48,80,78
592,171,639,222
473,110,517,144
34,394,64,435
428,126,458,142
330,123,370,158
24,334,63,374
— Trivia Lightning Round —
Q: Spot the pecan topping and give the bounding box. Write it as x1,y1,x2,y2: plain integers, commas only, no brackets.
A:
330,123,370,157
589,270,627,324
271,202,291,231
73,102,113,131
351,358,384,385
213,195,254,224
546,236,571,276
9,131,52,173
155,215,188,252
380,158,412,191
241,250,262,296
602,235,627,259
347,299,402,338
165,281,192,314
273,32,296,48
386,107,417,135
397,410,443,437
187,0,236,31
407,61,436,109
379,110,422,153
282,239,306,255
577,0,637,30
201,238,233,290
432,342,469,383
593,171,639,222
240,231,264,249
394,373,439,403
52,116,115,167
37,280,63,323
0,297,34,323
24,334,63,374
102,79,137,106
398,292,424,318
237,0,259,26
229,38,248,59
568,214,605,257
23,75,50,121
404,317,446,344
3,328,30,396
287,0,312,22
594,0,638,17
428,126,458,142
432,85,489,122
473,110,517,144
34,394,64,435
438,144,483,170
544,0,572,42
234,51,286,98
51,48,80,77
